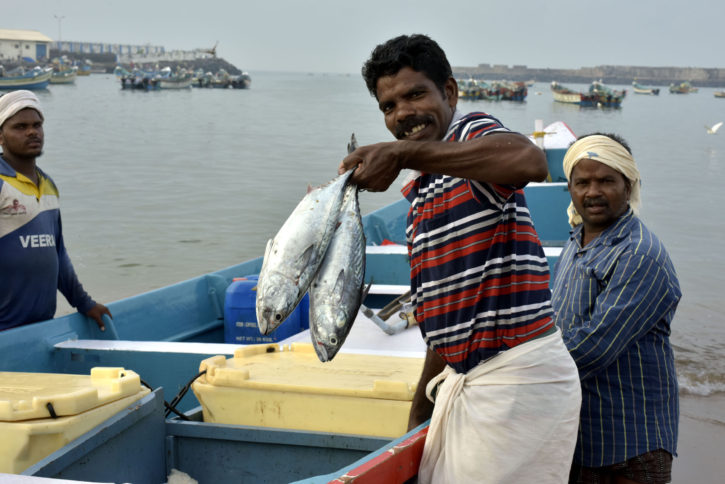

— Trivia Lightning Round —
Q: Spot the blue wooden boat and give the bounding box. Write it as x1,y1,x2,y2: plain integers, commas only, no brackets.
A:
0,66,53,90
1,127,574,483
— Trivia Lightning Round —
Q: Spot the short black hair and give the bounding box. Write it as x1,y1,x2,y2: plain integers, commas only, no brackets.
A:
361,34,452,99
576,132,632,154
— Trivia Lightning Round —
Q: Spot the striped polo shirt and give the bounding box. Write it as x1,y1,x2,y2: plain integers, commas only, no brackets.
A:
551,209,681,466
402,112,555,374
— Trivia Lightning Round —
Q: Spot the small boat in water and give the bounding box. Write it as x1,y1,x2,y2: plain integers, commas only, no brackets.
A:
669,81,699,94
589,81,626,107
632,80,659,95
120,74,161,91
49,66,78,85
214,69,252,89
457,78,482,100
714,91,725,98
550,81,625,107
497,80,527,101
0,66,53,90
157,67,193,89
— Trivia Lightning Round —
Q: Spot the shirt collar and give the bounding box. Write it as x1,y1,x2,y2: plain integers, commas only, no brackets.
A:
569,208,634,248
0,155,15,177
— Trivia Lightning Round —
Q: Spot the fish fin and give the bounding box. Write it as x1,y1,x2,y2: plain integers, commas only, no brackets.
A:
294,245,315,275
332,269,346,304
262,239,273,266
361,281,373,300
347,133,358,154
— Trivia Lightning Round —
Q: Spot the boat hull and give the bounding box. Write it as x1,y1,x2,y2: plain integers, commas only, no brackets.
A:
50,70,78,84
0,70,52,90
633,86,659,95
159,78,193,89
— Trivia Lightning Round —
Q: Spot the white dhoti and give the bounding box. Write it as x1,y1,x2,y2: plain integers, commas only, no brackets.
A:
418,330,581,484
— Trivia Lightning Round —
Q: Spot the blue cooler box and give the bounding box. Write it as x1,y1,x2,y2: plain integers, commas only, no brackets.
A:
224,276,309,344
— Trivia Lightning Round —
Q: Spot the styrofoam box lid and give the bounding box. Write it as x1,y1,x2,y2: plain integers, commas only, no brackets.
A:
198,343,424,401
0,367,142,422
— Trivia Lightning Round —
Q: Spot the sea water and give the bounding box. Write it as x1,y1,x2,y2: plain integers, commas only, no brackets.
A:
31,72,724,399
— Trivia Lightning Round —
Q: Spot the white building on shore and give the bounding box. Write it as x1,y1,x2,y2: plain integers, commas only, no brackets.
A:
0,29,52,62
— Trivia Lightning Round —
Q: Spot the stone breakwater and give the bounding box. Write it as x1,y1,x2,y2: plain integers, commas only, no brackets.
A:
3,51,245,76
453,63,725,87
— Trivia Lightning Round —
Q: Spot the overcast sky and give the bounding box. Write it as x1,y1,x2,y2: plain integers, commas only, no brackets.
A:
5,0,723,74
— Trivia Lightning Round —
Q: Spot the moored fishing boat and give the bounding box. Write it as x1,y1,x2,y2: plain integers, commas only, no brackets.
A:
550,81,599,106
498,80,527,101
632,80,659,95
120,74,161,91
0,130,573,481
457,78,482,100
714,91,725,98
550,81,625,107
157,67,193,89
669,81,698,94
0,66,52,90
588,80,626,107
49,66,78,84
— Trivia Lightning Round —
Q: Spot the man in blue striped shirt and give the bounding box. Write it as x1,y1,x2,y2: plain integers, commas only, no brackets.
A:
551,133,682,484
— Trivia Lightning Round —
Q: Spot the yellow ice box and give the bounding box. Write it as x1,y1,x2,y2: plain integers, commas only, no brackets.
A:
0,367,150,473
192,343,424,438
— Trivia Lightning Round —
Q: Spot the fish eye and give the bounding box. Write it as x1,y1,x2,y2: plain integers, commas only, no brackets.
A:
275,313,282,321
330,337,338,345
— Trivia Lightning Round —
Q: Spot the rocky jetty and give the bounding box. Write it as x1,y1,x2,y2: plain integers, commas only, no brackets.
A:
453,63,725,88
41,51,244,75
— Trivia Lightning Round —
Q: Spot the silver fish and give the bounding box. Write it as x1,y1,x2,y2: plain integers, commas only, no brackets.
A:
256,169,354,335
309,183,366,362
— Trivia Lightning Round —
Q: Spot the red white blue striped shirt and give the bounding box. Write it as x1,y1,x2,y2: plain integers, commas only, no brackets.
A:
402,112,555,374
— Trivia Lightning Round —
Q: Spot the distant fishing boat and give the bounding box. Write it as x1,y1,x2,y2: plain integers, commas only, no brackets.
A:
0,66,52,90
714,91,725,98
632,80,659,95
496,80,527,101
669,81,698,94
550,81,597,105
457,78,482,100
120,72,160,91
207,69,251,89
550,80,625,107
589,81,627,107
76,60,93,76
49,66,78,85
157,67,193,89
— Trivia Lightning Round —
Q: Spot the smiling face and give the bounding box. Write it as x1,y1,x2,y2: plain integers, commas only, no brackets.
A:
569,158,632,242
376,67,457,142
0,108,44,163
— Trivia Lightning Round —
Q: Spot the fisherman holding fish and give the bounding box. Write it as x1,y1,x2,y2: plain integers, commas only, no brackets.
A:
338,34,581,483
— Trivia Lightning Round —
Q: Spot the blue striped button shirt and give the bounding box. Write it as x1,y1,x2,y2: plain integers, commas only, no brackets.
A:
551,209,681,467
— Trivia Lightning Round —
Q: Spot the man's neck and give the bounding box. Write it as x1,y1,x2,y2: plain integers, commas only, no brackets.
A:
581,228,602,247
